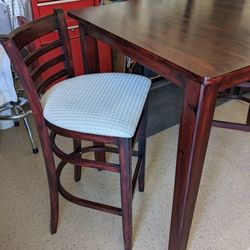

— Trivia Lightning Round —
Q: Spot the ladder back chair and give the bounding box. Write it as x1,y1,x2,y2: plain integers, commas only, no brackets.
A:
0,9,151,250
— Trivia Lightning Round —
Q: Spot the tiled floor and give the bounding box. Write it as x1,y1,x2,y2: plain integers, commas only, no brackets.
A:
0,100,249,250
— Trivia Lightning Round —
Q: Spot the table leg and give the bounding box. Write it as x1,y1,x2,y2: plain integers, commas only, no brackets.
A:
79,24,106,162
79,23,100,74
168,82,218,250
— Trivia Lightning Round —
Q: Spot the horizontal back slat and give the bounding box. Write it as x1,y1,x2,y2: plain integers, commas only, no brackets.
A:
12,14,59,50
37,69,68,95
25,39,63,66
32,54,66,81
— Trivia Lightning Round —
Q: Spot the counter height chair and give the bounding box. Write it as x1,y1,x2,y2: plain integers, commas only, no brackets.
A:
0,9,151,250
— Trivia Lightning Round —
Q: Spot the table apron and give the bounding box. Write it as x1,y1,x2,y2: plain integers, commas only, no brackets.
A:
80,22,206,88
76,20,250,92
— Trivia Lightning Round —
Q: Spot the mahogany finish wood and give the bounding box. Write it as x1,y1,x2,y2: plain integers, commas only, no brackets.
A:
1,9,149,250
69,0,250,249
69,0,250,84
119,138,133,250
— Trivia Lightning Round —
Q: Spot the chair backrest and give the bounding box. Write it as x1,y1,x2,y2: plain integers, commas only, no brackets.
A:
0,9,74,113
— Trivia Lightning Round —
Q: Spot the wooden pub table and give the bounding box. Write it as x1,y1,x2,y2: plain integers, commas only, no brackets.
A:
68,0,250,249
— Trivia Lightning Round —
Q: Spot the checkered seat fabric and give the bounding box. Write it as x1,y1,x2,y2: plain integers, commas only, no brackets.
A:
41,73,151,138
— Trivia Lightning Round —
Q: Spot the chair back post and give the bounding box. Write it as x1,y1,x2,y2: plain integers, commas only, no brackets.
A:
54,9,74,78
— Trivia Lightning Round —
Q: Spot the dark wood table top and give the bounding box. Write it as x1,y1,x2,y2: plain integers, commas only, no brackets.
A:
68,2,250,249
69,0,250,82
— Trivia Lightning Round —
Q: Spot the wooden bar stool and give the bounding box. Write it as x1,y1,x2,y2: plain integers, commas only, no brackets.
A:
0,9,151,250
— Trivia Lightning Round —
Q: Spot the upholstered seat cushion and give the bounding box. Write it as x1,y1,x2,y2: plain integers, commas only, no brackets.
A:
41,73,151,138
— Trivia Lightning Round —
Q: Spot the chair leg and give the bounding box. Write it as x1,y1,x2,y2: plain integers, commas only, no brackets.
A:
38,127,59,234
138,103,148,192
119,138,132,250
48,170,59,234
73,139,82,182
